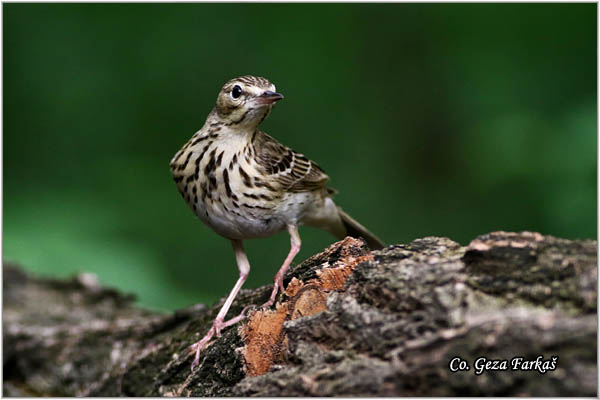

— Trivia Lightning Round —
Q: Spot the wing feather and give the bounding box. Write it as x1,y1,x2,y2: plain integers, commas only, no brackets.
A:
253,131,329,193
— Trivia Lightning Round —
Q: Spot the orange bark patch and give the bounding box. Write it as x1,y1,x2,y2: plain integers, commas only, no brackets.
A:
283,277,304,298
289,284,327,320
240,237,374,377
239,304,288,376
314,254,373,291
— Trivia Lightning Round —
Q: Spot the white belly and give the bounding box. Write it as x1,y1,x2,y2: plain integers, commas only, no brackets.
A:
197,198,287,240
194,191,321,240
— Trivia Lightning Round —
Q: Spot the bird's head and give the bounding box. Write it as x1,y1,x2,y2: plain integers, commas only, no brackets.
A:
214,75,283,129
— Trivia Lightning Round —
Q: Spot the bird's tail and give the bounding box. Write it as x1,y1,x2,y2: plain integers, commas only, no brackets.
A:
336,207,385,250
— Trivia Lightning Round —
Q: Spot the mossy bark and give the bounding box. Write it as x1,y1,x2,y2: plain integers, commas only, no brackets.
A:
3,231,597,396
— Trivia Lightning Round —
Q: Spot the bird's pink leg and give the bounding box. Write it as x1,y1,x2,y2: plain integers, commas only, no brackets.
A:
189,239,251,370
263,225,301,308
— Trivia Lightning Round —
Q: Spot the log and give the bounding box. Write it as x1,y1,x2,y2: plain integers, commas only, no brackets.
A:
3,232,597,396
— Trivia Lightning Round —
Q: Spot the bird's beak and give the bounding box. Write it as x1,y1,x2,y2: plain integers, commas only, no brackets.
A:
257,90,284,105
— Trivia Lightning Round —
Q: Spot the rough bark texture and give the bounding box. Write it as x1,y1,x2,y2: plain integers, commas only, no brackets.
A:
3,231,597,397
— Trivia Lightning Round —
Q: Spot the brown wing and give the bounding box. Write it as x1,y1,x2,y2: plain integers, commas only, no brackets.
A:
253,131,329,193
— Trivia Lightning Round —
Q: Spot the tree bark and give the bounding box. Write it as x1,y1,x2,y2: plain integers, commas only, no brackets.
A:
3,231,597,396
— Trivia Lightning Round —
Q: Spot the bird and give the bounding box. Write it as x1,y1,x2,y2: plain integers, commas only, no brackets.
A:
170,75,384,368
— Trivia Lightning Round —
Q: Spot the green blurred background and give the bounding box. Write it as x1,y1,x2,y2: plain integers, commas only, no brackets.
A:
3,4,596,311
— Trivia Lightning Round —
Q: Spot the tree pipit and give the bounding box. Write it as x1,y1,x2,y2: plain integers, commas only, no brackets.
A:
170,75,384,369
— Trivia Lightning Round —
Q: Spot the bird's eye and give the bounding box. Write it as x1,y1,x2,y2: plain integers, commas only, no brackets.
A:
231,85,242,99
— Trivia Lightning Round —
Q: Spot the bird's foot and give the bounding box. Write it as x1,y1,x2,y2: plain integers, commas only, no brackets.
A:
262,272,286,309
188,307,255,370
261,288,278,309
189,325,216,371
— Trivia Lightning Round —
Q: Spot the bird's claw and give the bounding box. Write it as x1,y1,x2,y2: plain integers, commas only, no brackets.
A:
188,326,216,371
189,341,205,371
240,303,257,316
